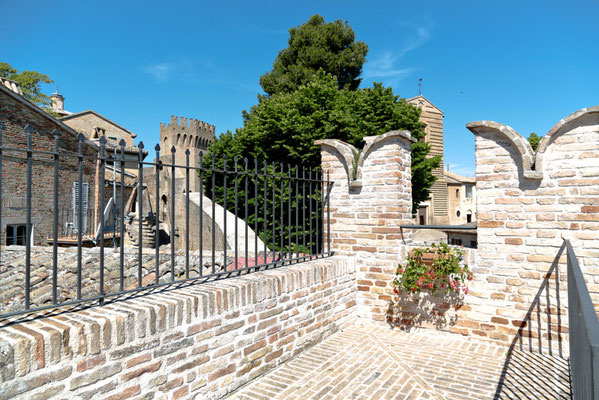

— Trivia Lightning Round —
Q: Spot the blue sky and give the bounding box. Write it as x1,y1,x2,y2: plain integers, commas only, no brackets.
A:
2,0,598,177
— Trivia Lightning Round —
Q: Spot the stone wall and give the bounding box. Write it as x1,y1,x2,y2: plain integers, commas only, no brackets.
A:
316,131,414,322
0,256,356,399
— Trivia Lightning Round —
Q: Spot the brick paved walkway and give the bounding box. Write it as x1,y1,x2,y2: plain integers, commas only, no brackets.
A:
226,322,571,400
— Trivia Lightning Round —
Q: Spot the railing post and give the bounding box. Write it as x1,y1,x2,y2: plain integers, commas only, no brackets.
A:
24,125,34,309
98,136,106,304
155,144,161,285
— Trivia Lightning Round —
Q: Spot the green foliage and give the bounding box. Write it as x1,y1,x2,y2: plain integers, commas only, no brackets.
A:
392,243,472,296
260,14,368,96
204,15,441,250
411,140,441,213
527,132,541,151
203,155,322,255
0,62,54,109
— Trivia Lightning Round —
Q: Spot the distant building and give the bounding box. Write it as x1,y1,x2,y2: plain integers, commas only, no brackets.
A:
55,93,144,176
407,95,448,225
445,170,476,225
0,80,131,246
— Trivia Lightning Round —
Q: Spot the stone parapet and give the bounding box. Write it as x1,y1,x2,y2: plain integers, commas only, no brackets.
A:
317,131,414,323
460,106,599,352
0,257,356,399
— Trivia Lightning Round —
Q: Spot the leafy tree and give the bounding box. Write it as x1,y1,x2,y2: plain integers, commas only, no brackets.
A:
260,14,368,95
0,62,54,110
205,15,440,253
527,132,541,151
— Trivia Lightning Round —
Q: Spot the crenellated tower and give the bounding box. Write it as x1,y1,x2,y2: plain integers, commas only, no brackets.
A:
159,115,216,192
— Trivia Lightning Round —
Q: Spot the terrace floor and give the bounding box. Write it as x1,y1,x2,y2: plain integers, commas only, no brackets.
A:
226,322,571,400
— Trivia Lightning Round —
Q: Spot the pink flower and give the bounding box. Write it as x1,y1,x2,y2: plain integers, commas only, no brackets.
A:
426,282,434,289
463,286,469,295
393,287,399,294
468,272,473,281
397,268,404,274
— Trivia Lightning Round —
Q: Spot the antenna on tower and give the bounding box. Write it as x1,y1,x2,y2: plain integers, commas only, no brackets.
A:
418,78,422,96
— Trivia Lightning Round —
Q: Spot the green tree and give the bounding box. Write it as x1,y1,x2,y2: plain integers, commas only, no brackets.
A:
205,15,440,253
527,132,541,151
0,62,54,109
260,14,368,96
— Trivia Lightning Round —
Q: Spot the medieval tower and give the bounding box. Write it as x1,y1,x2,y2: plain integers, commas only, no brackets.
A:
159,116,215,192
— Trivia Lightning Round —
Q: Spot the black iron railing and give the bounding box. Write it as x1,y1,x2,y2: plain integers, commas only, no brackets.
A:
0,124,332,319
566,239,599,399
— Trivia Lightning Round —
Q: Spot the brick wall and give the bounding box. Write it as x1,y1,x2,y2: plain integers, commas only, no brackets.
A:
459,106,599,353
319,108,599,354
0,88,98,245
0,257,356,399
316,131,414,322
61,112,135,146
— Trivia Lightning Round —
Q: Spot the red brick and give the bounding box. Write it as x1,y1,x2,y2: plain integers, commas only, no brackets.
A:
122,361,162,382
173,385,189,400
105,385,140,400
77,354,106,372
125,353,150,369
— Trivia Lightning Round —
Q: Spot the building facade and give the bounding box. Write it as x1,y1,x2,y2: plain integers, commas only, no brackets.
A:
407,95,449,225
445,170,476,225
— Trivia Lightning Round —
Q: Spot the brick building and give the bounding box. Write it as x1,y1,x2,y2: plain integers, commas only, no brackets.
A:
407,95,449,225
0,81,134,246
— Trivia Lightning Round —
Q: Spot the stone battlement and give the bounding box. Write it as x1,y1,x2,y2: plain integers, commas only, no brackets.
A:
160,115,215,137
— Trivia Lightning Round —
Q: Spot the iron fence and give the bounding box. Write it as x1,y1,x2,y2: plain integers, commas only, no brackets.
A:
0,124,332,320
566,239,599,399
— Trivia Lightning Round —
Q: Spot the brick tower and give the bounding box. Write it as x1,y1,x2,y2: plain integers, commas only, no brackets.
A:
159,116,215,192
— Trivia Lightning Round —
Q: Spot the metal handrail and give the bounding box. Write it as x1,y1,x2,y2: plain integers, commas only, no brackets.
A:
0,124,332,320
565,239,599,399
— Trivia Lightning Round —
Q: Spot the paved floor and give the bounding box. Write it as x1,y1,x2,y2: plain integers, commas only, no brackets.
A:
226,323,571,400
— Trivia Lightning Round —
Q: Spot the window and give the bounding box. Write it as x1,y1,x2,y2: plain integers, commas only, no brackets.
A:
72,182,89,232
467,213,472,223
456,189,459,198
456,210,461,217
6,224,26,245
465,185,473,198
108,136,118,141
450,238,462,246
